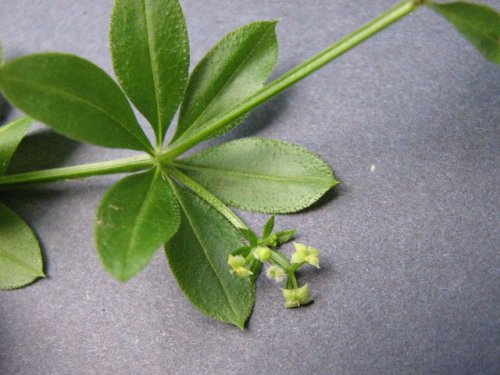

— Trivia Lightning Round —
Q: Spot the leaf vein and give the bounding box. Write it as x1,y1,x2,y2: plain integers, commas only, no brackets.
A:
2,75,149,150
0,248,40,276
124,170,158,270
142,0,163,139
173,188,240,320
175,162,329,185
181,23,275,137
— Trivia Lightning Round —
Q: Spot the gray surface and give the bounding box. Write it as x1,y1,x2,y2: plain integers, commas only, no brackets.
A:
0,0,499,374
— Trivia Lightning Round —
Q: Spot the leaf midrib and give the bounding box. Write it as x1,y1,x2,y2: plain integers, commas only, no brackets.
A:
175,162,330,185
123,171,158,272
1,75,150,150
0,117,31,175
180,23,274,137
173,187,240,320
142,0,163,139
0,247,40,276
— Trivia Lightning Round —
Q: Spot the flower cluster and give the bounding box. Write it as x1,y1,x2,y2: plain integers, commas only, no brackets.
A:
227,215,320,308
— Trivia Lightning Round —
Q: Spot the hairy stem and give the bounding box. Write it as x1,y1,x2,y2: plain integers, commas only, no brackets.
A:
160,0,420,161
0,154,154,188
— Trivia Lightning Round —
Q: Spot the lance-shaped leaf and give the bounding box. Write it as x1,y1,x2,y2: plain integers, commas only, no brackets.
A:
110,0,190,144
172,21,278,142
165,183,254,329
429,1,500,64
0,53,153,151
95,168,179,281
0,116,32,175
0,203,44,290
175,137,337,213
262,215,275,239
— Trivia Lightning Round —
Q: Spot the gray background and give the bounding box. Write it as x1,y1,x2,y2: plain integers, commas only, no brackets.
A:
1,0,499,374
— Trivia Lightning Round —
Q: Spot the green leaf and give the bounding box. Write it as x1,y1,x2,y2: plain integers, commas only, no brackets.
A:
110,0,190,144
429,1,500,64
0,202,44,290
95,168,179,281
230,245,252,256
240,228,258,246
165,182,254,328
0,53,153,151
0,116,32,175
172,21,278,142
175,137,337,213
262,215,275,238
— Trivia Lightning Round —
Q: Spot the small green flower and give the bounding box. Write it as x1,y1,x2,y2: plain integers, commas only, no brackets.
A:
281,284,313,308
253,246,272,262
265,265,286,282
291,242,320,268
227,255,253,278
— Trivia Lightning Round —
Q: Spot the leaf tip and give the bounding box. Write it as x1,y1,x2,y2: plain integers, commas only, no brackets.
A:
234,318,247,331
114,270,133,283
101,262,134,283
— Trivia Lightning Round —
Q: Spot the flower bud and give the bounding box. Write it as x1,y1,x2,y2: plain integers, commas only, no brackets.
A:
266,233,278,247
253,246,272,262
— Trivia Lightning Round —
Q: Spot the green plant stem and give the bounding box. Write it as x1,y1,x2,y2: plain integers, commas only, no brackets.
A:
0,154,154,188
0,0,419,188
288,274,299,289
270,251,299,288
270,251,291,271
160,0,420,161
167,167,247,230
288,262,304,272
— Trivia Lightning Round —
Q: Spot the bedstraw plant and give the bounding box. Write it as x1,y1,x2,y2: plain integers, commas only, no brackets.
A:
0,0,498,328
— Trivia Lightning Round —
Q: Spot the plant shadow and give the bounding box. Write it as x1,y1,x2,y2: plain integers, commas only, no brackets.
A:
0,182,111,281
0,94,11,124
222,87,294,141
198,66,298,150
0,128,82,279
7,129,81,173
